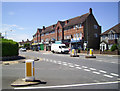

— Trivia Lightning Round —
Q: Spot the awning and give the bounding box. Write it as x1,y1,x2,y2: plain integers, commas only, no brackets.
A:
71,38,82,43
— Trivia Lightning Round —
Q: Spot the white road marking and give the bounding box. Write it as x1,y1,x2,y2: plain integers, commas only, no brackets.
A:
68,63,72,65
69,65,74,68
76,67,82,69
89,68,96,71
14,81,120,89
84,69,90,72
54,60,56,63
63,62,67,64
46,59,49,61
82,66,88,68
50,60,52,62
92,71,100,74
58,62,61,64
117,78,120,80
99,70,107,73
98,60,102,61
103,74,113,78
63,63,67,66
74,64,80,66
110,73,119,77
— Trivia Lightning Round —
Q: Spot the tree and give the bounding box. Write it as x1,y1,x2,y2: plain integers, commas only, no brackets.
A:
24,43,30,50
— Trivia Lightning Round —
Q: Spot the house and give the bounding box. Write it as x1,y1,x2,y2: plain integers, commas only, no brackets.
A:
100,23,120,51
19,39,33,47
33,8,101,51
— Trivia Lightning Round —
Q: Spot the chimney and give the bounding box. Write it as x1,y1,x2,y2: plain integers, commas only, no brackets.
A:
22,40,24,42
27,39,29,41
65,20,69,25
43,26,45,30
53,25,55,28
89,8,92,14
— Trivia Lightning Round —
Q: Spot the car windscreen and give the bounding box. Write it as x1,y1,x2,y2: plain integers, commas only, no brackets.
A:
61,46,67,48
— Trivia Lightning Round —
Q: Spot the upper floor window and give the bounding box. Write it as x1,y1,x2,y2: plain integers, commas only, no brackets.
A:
41,34,44,36
50,30,55,34
45,32,49,35
74,34,76,38
94,25,98,29
80,33,82,38
94,33,98,38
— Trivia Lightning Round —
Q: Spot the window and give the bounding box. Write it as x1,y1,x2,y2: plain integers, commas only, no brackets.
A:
80,33,82,37
73,25,76,29
74,34,76,38
50,30,55,34
45,33,49,35
94,33,98,38
41,34,44,36
94,25,98,29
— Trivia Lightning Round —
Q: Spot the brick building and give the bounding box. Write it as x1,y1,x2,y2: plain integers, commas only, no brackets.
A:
33,8,101,51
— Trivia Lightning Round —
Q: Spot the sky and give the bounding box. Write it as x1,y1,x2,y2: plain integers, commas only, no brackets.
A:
1,2,119,42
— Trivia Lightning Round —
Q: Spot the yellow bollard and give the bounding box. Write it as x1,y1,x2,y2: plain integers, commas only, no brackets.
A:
89,49,93,56
25,59,35,81
72,49,74,55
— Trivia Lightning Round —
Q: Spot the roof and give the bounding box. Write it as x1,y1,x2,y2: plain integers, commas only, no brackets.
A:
64,13,89,27
40,13,89,34
101,23,120,35
41,24,56,34
100,40,108,44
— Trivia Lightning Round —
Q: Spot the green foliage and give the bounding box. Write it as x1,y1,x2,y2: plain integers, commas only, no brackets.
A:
24,43,30,50
111,44,118,51
1,38,19,57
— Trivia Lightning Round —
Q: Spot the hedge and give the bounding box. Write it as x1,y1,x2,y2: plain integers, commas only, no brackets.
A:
1,38,19,57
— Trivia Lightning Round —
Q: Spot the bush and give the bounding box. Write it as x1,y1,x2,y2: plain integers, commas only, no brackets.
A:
111,44,117,51
1,38,19,57
24,43,30,50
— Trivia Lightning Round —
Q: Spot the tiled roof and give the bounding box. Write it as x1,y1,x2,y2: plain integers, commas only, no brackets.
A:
64,13,89,27
101,23,120,35
41,24,56,34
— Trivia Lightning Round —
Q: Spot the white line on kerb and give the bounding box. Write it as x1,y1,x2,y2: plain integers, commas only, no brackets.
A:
92,71,100,74
103,74,113,78
110,73,119,77
14,81,120,89
99,70,107,73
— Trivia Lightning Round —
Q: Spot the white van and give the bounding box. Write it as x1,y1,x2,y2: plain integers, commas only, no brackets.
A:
51,44,69,53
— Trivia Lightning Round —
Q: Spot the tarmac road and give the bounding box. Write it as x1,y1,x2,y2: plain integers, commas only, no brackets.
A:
2,51,120,90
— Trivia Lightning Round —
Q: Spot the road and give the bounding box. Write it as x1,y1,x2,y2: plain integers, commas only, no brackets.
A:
2,51,120,90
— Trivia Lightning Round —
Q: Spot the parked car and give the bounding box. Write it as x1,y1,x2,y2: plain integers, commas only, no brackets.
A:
51,44,69,54
20,48,26,52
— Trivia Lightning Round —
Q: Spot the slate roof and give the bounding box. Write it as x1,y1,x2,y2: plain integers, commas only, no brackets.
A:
64,13,89,27
101,23,120,35
35,11,91,35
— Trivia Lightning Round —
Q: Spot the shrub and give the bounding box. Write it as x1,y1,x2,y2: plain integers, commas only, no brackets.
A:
111,44,117,51
1,38,19,57
24,43,30,50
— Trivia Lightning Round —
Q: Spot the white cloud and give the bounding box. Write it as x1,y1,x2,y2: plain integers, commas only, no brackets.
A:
1,24,25,33
8,34,32,42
